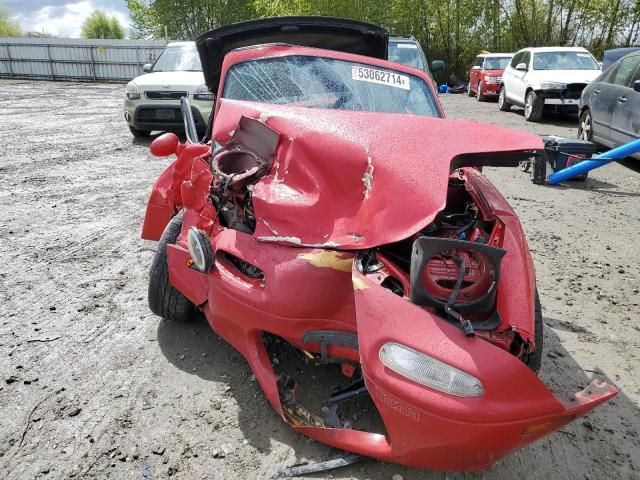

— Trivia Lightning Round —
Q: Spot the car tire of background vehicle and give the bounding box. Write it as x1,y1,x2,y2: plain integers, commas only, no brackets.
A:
129,125,151,138
148,211,196,323
519,160,531,172
524,90,544,122
525,289,544,373
578,109,594,142
498,87,511,111
476,81,484,101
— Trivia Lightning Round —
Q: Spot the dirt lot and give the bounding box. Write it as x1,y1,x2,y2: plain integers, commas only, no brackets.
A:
1,81,639,480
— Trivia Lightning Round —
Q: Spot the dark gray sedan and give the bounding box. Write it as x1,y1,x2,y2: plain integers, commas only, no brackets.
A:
578,51,640,159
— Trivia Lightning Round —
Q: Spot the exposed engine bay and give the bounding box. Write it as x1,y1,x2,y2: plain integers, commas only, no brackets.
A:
207,119,517,354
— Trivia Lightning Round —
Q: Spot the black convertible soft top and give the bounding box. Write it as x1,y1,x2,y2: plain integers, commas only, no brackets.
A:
195,16,389,93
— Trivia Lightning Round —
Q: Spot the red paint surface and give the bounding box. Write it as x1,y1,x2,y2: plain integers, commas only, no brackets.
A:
140,43,616,470
469,67,506,97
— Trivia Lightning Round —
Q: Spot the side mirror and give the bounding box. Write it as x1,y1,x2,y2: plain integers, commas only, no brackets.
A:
143,63,152,73
431,60,445,73
471,65,480,70
515,62,528,71
150,132,179,157
634,80,640,93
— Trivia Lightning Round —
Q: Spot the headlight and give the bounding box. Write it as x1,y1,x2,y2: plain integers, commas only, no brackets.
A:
193,84,214,101
379,342,484,397
126,82,140,100
485,76,500,83
540,81,567,90
187,227,213,273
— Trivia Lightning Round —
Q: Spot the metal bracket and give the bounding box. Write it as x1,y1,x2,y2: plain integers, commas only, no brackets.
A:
302,331,358,364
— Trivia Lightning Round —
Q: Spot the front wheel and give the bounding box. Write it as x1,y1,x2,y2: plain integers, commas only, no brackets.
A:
524,90,544,122
129,125,151,138
476,81,485,102
519,160,531,172
525,290,544,373
467,81,474,97
578,109,594,142
148,211,195,322
498,86,511,111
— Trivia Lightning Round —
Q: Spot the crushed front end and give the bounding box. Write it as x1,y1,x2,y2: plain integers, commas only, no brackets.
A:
268,167,617,471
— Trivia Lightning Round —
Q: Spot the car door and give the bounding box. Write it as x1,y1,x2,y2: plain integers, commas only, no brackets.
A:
510,51,530,104
585,65,618,144
469,56,482,91
503,52,523,103
610,54,640,145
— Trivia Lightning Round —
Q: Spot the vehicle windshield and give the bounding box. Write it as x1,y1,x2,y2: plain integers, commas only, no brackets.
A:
388,41,426,70
152,45,201,72
483,57,511,70
222,55,439,117
532,51,598,70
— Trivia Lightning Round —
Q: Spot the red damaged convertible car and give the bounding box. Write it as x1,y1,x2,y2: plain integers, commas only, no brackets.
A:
140,17,616,472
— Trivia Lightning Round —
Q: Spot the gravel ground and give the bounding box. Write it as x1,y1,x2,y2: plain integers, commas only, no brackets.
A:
1,81,639,480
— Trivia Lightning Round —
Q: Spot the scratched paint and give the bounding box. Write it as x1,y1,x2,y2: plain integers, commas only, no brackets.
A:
257,236,302,245
362,155,374,199
297,251,353,272
352,277,369,290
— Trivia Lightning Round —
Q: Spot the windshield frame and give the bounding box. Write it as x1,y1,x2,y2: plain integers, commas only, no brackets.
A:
482,56,512,70
151,44,202,73
220,52,441,118
388,40,427,72
532,50,599,71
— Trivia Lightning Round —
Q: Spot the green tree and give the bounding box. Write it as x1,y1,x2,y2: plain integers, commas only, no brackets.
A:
127,0,640,76
81,10,125,39
127,0,253,40
0,6,21,37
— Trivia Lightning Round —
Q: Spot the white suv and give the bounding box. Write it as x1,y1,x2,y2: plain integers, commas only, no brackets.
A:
499,47,601,122
124,42,214,137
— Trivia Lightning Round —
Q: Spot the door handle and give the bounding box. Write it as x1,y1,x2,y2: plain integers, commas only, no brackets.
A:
618,96,627,103
593,88,600,94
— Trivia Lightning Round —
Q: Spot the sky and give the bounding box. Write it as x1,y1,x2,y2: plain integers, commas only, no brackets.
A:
5,0,132,37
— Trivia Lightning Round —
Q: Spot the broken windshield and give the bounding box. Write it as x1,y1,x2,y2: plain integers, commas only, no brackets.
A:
152,45,202,72
222,55,440,117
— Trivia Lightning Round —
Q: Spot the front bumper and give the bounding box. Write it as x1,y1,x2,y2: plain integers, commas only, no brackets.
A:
124,97,212,132
328,268,618,471
480,82,500,96
536,87,585,108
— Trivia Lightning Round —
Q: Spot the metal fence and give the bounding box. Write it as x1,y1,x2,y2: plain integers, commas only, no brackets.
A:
0,38,170,83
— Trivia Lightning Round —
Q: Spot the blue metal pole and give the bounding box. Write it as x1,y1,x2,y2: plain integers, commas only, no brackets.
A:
548,137,640,184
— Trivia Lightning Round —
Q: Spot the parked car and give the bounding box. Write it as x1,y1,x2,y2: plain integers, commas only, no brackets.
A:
388,35,444,78
602,47,640,70
499,47,601,122
124,42,214,138
579,50,640,160
140,16,616,472
467,53,513,101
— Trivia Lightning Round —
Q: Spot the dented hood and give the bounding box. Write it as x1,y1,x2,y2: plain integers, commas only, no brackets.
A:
212,100,543,249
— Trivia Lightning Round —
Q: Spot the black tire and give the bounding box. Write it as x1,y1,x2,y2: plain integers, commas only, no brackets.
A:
498,86,511,111
525,290,544,373
148,211,195,322
476,81,485,102
524,90,544,122
578,109,594,142
129,125,151,138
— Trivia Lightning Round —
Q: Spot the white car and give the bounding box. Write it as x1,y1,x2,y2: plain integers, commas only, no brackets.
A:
499,47,601,122
124,42,214,137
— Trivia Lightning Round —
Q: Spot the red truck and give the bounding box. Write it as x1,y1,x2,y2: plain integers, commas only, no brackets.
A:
468,53,513,101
